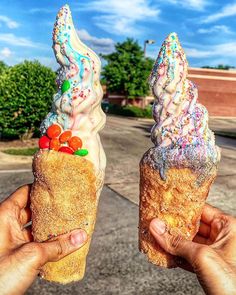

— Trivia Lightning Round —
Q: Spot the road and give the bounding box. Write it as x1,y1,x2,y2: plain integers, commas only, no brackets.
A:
0,115,236,295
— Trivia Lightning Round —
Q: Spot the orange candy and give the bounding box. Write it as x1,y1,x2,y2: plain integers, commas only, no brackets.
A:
47,124,62,138
59,130,72,143
68,136,82,151
50,138,61,151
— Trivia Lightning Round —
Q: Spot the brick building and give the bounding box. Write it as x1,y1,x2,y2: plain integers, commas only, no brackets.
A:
188,68,236,117
104,67,236,117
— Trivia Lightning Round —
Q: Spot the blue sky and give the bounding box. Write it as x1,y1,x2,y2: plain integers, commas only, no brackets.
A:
1,0,236,69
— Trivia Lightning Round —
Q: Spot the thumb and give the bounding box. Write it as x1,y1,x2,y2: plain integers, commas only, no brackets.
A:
149,218,201,264
17,229,87,270
39,229,88,265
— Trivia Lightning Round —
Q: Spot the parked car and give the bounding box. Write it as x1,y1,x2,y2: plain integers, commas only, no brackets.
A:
101,99,110,113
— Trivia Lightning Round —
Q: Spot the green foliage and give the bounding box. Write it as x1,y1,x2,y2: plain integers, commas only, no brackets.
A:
202,64,235,70
102,39,154,99
3,147,39,156
108,104,152,118
0,61,8,75
0,60,56,139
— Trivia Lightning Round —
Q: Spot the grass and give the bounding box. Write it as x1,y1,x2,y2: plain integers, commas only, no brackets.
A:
2,147,39,156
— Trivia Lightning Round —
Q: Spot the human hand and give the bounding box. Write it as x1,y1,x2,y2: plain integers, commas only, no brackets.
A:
0,185,87,295
149,204,236,295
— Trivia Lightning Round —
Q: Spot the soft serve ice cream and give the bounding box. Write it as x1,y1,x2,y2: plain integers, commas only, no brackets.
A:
39,4,106,174
139,33,221,268
145,32,220,181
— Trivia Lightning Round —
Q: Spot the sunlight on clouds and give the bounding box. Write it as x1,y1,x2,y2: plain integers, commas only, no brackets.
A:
0,47,12,58
78,29,115,54
198,25,233,34
186,42,236,58
164,0,210,11
0,33,47,48
79,0,160,35
202,3,236,23
0,15,19,29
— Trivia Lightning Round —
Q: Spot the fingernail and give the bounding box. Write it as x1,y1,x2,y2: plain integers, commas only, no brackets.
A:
70,229,87,246
151,219,166,235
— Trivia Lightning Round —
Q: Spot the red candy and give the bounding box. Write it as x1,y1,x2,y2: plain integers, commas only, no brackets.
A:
59,130,72,143
58,146,74,154
50,138,61,151
47,124,62,138
39,135,50,149
68,136,82,151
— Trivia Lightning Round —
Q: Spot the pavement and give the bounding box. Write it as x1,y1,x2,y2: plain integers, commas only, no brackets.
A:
0,115,236,295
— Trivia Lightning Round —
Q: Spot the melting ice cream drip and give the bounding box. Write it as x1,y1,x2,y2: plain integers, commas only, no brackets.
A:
149,32,215,149
40,5,106,171
41,4,105,134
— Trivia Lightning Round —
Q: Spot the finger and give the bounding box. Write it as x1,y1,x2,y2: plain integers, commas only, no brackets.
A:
149,219,199,263
210,215,231,243
193,234,208,245
198,221,210,238
33,229,87,267
20,207,32,225
7,184,32,209
201,204,223,225
22,227,34,242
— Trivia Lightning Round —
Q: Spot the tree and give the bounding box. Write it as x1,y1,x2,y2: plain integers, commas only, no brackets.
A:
0,60,56,140
202,64,235,70
101,38,154,101
0,61,8,75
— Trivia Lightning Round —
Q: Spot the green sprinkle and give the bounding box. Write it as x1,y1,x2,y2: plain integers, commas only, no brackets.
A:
61,80,70,93
74,149,89,157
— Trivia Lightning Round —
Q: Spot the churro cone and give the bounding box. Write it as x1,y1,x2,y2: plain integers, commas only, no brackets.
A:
139,159,217,267
31,150,104,282
30,5,106,283
139,33,220,267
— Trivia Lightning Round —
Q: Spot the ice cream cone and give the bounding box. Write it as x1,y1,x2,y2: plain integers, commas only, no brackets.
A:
30,5,106,283
139,33,220,267
139,152,217,267
31,150,103,282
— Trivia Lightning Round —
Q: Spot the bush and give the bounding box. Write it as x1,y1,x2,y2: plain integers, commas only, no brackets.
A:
108,104,152,118
0,60,56,140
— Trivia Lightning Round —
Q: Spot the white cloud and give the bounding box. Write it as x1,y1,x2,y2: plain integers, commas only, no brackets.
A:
0,47,12,57
202,3,236,23
164,0,209,11
185,42,236,58
0,15,19,29
197,25,233,34
78,29,115,54
79,0,160,35
0,33,47,48
29,8,54,14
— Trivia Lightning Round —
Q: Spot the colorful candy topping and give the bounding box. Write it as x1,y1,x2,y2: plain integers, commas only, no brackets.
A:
68,136,82,151
74,149,88,157
38,5,105,169
149,32,216,149
59,130,72,143
61,80,70,94
47,124,62,139
38,123,88,157
39,135,50,149
58,146,74,154
50,138,61,151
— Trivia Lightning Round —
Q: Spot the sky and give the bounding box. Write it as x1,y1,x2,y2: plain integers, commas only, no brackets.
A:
1,0,236,69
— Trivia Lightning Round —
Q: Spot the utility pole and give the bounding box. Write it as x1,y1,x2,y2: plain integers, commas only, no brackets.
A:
144,39,155,57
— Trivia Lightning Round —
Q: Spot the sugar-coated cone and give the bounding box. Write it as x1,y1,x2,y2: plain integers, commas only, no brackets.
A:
31,150,104,283
139,151,217,267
